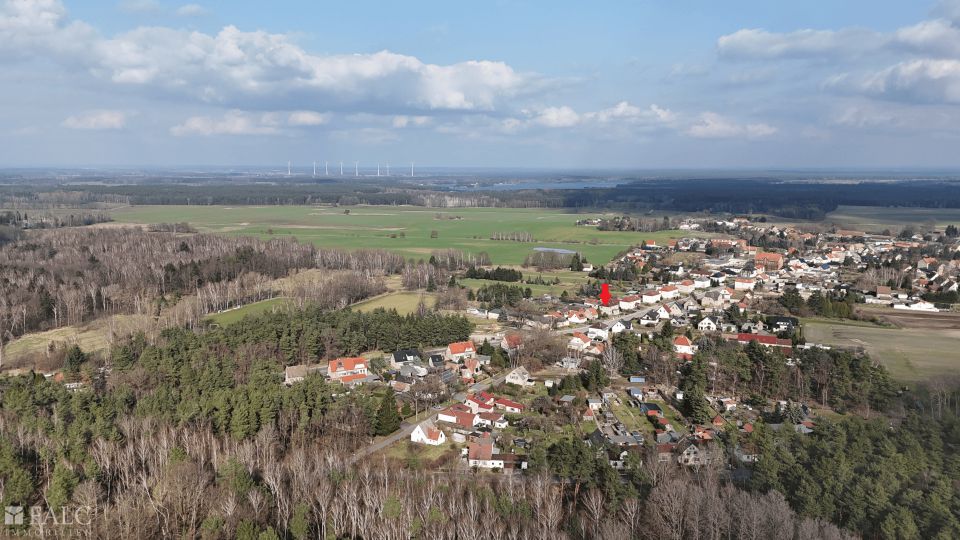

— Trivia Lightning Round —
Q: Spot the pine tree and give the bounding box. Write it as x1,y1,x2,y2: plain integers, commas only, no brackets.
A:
374,390,401,436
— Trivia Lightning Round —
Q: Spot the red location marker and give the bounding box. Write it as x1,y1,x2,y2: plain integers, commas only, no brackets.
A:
600,283,611,306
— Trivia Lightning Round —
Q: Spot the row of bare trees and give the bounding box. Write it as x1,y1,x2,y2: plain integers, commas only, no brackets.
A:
0,412,851,540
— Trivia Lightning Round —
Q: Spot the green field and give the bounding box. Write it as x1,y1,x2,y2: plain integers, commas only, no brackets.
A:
105,205,703,265
352,292,437,315
802,319,960,382
824,205,960,231
206,297,294,325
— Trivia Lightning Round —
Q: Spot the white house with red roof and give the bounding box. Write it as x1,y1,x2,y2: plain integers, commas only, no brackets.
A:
438,404,479,429
619,295,641,311
327,357,368,381
734,277,756,290
445,341,477,362
568,332,591,352
659,285,679,299
410,421,446,446
494,397,526,414
642,290,662,304
477,412,509,429
677,280,696,294
673,335,697,356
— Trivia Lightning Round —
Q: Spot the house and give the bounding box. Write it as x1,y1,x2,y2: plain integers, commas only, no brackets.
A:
465,394,495,414
734,277,756,290
568,332,591,352
390,349,421,369
410,421,446,446
477,412,509,429
505,366,534,387
659,285,680,299
501,333,524,354
677,441,715,466
284,364,325,386
559,357,582,371
465,435,502,468
494,397,525,413
641,290,662,304
610,320,629,334
755,252,784,271
697,317,718,332
328,357,368,381
587,398,603,411
587,322,609,341
733,333,792,349
673,335,696,356
619,295,641,311
445,341,477,362
437,404,478,429
460,357,482,380
639,403,663,417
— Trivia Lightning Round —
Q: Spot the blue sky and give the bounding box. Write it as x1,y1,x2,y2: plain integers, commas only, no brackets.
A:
1,0,959,168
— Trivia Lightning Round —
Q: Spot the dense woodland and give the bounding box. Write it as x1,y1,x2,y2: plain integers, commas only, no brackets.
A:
6,176,960,218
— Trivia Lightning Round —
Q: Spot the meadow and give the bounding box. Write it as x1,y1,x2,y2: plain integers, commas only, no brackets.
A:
802,318,960,382
105,205,700,265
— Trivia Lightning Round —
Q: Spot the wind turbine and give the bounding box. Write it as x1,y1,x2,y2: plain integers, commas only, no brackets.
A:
287,161,291,176
325,161,329,175
410,162,415,177
354,161,359,177
313,161,316,177
377,163,380,177
340,161,343,175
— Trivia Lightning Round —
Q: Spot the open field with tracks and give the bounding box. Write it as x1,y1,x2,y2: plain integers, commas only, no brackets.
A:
802,316,960,382
104,205,704,265
824,205,960,231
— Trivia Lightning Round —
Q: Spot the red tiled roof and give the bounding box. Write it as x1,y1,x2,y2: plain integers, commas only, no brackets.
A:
673,335,692,346
447,341,476,354
330,357,366,373
494,397,524,410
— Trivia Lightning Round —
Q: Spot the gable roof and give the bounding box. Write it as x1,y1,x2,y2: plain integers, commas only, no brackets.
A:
447,341,476,354
330,357,366,372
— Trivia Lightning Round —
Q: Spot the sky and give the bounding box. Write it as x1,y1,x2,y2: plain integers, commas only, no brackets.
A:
2,0,960,169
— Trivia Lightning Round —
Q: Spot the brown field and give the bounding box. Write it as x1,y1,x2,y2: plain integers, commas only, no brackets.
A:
857,305,960,330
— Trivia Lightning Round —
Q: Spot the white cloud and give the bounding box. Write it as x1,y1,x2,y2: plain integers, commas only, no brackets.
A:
583,101,676,124
831,59,960,104
391,115,430,128
0,2,537,113
717,27,884,60
894,19,960,57
287,110,329,126
62,110,127,130
533,106,580,127
170,110,281,136
687,112,776,139
175,3,207,17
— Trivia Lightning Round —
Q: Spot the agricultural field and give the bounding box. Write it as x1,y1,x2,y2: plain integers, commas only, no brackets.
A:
802,318,960,382
824,205,960,231
352,292,437,315
104,205,704,265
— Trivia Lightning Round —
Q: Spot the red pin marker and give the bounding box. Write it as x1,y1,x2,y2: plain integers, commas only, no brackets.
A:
600,283,611,306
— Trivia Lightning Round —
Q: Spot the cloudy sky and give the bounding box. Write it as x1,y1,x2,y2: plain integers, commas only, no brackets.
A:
2,0,960,168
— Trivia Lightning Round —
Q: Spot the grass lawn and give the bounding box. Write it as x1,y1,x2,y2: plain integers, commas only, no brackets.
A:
105,205,707,265
802,318,960,382
352,292,437,315
611,402,651,434
384,440,454,462
206,297,294,325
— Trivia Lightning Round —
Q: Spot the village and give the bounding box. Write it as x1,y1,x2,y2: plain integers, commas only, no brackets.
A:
274,215,960,475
